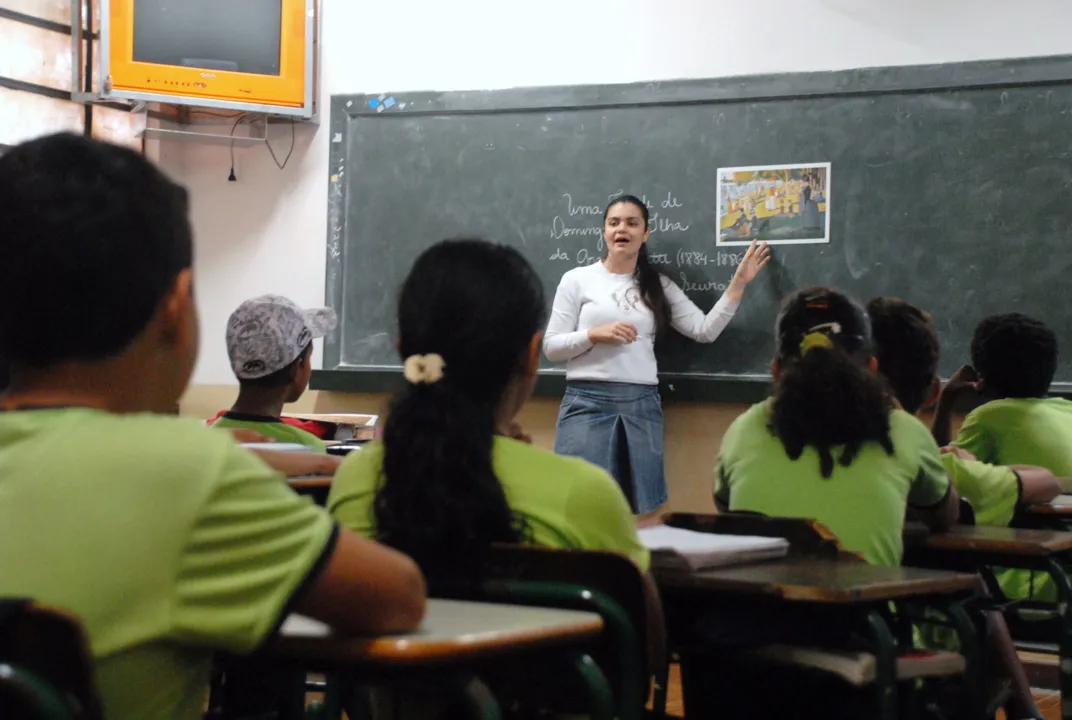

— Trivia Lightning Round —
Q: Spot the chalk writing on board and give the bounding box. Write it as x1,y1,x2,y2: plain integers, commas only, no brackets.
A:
649,252,672,265
678,250,709,267
679,272,728,294
550,216,603,240
550,248,570,261
563,193,602,216
661,192,684,209
717,252,744,267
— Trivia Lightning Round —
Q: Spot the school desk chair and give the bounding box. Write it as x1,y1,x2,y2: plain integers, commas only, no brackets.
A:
0,600,102,720
663,513,983,720
429,545,666,720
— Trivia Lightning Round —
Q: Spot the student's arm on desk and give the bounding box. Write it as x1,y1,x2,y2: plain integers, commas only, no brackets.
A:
251,449,342,478
295,529,427,635
1009,465,1063,506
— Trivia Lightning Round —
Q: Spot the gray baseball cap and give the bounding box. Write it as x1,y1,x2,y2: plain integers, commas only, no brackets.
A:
226,295,337,380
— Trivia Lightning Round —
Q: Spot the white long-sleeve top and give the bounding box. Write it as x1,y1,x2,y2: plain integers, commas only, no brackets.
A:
543,261,739,385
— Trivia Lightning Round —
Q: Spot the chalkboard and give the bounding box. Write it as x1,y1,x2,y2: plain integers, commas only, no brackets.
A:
316,55,1072,399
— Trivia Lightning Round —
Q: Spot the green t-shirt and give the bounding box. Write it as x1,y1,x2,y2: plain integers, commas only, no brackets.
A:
0,408,336,720
714,402,950,567
954,397,1072,474
940,453,1020,527
941,441,1057,601
328,437,649,571
213,411,326,452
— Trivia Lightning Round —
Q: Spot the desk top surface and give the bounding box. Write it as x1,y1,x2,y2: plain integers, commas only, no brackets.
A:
906,524,1072,555
287,475,333,490
1025,495,1072,515
654,557,977,603
267,598,603,665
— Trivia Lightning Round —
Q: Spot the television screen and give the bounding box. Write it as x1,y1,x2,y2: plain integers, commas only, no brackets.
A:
133,0,283,76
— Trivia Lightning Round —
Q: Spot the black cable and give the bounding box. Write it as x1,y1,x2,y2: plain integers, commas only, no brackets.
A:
265,119,296,170
228,114,247,181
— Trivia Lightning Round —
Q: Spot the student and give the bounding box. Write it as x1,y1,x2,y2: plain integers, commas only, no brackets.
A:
0,133,426,720
329,239,648,589
933,313,1072,478
714,287,960,567
866,296,1048,719
212,294,336,450
867,297,1062,529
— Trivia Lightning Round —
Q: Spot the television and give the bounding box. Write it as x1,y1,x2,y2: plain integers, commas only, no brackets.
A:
99,0,317,118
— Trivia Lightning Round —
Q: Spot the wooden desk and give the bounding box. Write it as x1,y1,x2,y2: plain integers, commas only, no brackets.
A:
1024,495,1072,517
257,599,612,720
905,524,1072,557
269,599,604,665
287,475,333,491
654,558,977,603
904,524,1072,720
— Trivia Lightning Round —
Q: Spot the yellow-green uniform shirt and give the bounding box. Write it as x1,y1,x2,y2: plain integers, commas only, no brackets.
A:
715,402,950,567
954,397,1072,602
954,397,1072,475
213,411,326,452
0,408,337,720
328,437,649,571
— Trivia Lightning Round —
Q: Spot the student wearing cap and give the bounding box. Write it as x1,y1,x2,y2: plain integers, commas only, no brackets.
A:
214,295,336,450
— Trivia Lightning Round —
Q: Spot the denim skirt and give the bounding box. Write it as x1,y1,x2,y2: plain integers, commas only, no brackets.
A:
553,380,667,514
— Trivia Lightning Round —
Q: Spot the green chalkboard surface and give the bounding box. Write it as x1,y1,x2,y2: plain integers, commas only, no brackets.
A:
314,55,1072,400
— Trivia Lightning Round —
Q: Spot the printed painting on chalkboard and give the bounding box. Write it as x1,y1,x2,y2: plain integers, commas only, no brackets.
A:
716,163,830,246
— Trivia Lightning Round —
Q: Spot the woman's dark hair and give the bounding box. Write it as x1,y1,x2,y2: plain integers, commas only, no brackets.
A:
604,195,671,338
769,286,895,478
376,239,544,588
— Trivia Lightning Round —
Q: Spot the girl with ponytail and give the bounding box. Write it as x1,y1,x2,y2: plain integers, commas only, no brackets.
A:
715,287,960,566
545,194,770,516
328,239,647,590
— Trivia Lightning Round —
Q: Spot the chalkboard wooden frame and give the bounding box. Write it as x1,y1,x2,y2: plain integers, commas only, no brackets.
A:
313,53,1072,402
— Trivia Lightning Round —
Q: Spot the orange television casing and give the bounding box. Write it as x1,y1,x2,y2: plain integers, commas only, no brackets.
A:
105,0,312,112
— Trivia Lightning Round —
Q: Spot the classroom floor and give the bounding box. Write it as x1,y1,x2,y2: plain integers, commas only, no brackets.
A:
659,664,1063,719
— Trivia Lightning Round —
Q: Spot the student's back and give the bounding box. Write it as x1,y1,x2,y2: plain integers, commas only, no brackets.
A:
328,239,648,589
0,409,332,718
0,134,425,719
715,288,957,566
331,436,647,568
940,313,1072,474
958,397,1072,475
717,402,946,566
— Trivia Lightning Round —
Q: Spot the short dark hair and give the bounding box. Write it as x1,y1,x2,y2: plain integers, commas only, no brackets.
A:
239,343,311,388
971,313,1057,398
866,297,941,414
0,133,192,368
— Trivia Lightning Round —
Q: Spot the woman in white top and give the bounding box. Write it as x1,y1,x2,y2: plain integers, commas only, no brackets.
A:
544,194,771,514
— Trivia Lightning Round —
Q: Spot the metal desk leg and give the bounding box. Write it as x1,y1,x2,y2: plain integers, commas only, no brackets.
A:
457,675,502,720
568,652,615,720
1045,557,1072,720
865,610,899,720
938,598,986,720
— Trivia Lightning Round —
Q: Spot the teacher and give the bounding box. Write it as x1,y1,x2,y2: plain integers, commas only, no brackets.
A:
543,194,771,515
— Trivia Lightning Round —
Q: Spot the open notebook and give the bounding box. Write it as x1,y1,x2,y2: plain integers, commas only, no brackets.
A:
638,526,790,571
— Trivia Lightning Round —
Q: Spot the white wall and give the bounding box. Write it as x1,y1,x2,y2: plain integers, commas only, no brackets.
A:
165,0,1072,385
